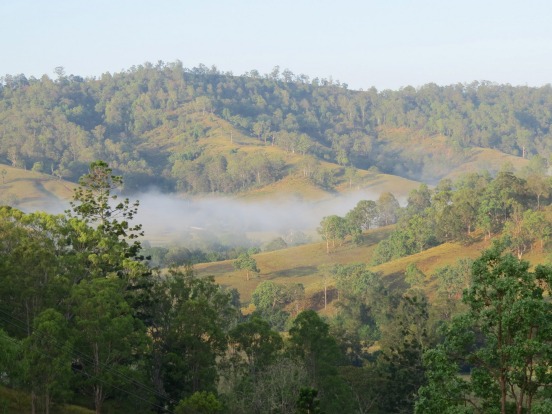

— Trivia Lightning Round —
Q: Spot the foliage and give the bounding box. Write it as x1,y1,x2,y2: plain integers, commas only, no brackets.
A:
371,170,552,264
233,252,260,280
175,391,223,414
250,281,304,330
148,267,237,408
70,277,149,413
377,294,432,413
288,310,354,413
296,387,322,414
5,64,552,195
228,315,283,379
263,236,288,252
330,264,389,364
223,356,309,414
416,243,552,414
317,215,348,253
68,160,143,259
4,157,552,413
21,309,73,412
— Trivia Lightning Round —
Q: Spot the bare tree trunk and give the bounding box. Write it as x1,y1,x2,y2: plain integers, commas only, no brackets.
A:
95,384,103,414
31,390,36,414
45,391,50,414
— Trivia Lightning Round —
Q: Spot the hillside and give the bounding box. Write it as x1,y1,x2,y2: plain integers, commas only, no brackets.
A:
0,164,76,212
195,226,392,303
0,64,545,201
1,139,528,216
195,227,549,310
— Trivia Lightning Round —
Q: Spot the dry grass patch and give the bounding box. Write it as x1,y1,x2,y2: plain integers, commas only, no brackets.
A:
444,147,529,180
239,174,332,201
0,164,76,211
195,227,393,303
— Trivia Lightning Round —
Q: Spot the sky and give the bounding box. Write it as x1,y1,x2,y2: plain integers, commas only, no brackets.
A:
2,0,551,91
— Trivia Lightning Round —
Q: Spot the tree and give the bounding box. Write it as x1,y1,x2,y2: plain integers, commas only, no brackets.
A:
228,315,283,381
70,277,149,414
404,263,426,291
148,268,235,408
523,209,552,251
296,133,313,155
345,199,378,244
296,387,322,414
331,264,389,365
69,160,143,258
233,252,260,280
264,236,288,252
175,391,223,414
288,310,353,412
22,309,73,414
67,161,153,323
417,243,552,414
404,213,435,253
526,174,551,210
317,215,348,254
317,264,334,310
0,328,19,385
433,259,472,320
344,166,358,188
378,294,431,414
251,281,292,330
406,184,432,216
346,199,378,231
451,187,480,238
0,209,68,337
376,192,401,226
225,356,309,414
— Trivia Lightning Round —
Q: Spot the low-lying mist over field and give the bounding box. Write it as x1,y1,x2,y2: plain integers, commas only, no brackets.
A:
27,189,389,248
136,190,384,246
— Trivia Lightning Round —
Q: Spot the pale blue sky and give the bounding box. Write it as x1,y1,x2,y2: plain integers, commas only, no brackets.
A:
2,0,551,90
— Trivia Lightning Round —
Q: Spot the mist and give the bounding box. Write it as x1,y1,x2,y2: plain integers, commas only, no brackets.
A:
135,191,383,246
21,189,389,248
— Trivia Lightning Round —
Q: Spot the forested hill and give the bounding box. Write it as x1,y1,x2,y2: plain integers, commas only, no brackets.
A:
1,62,549,193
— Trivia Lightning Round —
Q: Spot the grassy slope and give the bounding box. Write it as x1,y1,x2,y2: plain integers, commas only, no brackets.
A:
0,164,76,212
443,147,530,180
196,228,549,311
195,227,393,303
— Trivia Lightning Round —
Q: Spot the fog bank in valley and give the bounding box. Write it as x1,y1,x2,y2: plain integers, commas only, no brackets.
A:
24,189,388,248
135,190,384,245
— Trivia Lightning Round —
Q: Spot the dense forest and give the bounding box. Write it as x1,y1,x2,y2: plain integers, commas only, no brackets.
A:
2,62,552,193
